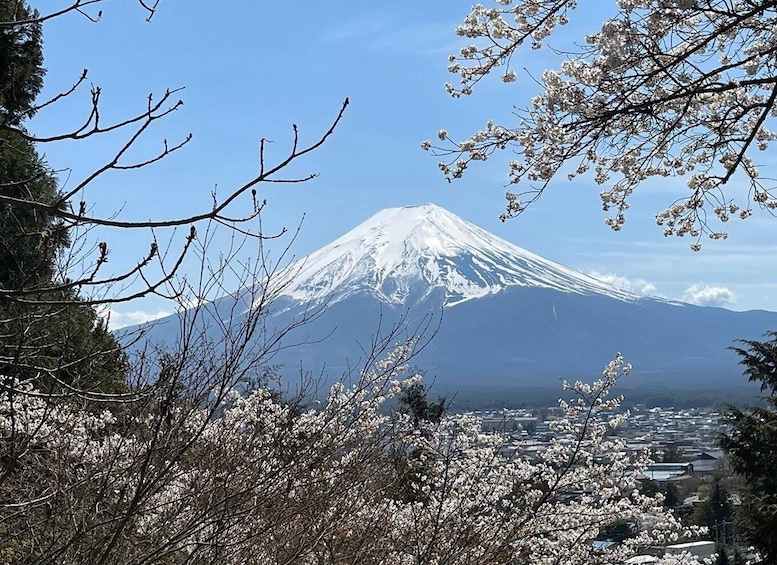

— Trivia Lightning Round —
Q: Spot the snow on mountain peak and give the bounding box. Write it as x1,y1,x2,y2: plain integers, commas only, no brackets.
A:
276,204,640,307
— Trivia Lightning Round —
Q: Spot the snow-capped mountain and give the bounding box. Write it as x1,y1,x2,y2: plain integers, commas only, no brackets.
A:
130,203,777,406
277,203,638,308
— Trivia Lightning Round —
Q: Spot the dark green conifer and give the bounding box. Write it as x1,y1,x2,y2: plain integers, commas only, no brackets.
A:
398,382,446,427
0,2,127,395
721,333,777,562
0,0,44,126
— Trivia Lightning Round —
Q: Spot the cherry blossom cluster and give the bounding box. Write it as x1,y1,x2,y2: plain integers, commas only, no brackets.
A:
1,348,707,564
425,0,777,249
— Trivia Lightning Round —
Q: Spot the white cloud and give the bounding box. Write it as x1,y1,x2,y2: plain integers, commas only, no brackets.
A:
103,308,172,331
682,284,735,307
587,270,658,296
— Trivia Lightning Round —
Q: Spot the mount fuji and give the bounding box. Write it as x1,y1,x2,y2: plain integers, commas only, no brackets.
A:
133,204,777,406
275,204,638,308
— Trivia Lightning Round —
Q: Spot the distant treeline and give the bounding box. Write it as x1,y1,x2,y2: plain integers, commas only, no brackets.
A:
434,382,763,412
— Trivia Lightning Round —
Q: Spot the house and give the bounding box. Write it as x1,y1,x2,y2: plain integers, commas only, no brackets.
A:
665,541,716,559
643,462,693,486
688,450,728,478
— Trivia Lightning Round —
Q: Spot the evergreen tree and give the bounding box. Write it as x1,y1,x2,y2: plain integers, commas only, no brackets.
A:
398,382,446,427
0,0,44,126
662,444,680,463
639,479,659,498
596,519,636,543
728,332,777,396
0,130,68,291
5,294,128,394
715,541,730,565
0,1,126,395
720,333,777,561
390,381,448,504
692,479,733,542
0,0,63,288
664,482,680,509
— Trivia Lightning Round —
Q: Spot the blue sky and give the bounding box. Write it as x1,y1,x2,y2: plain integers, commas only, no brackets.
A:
32,0,777,326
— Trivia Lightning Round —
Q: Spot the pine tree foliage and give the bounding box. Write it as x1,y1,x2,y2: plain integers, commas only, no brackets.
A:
691,479,733,538
0,0,44,126
0,0,62,289
721,333,777,562
728,331,777,395
0,130,68,291
715,541,729,565
398,381,446,427
0,1,126,394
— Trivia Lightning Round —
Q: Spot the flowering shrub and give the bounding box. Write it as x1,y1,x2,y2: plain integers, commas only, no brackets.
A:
425,0,777,249
0,349,704,564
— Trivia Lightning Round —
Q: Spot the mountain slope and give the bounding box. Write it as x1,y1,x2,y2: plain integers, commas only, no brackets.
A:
275,203,640,308
128,203,777,405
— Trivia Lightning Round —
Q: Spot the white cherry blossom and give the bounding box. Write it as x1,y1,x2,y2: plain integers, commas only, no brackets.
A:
1,348,706,564
426,0,777,249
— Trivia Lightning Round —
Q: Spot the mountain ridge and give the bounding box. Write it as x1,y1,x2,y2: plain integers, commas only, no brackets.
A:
128,203,777,406
273,203,644,309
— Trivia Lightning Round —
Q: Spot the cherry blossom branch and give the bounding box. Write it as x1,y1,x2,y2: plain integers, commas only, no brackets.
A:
431,0,777,249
